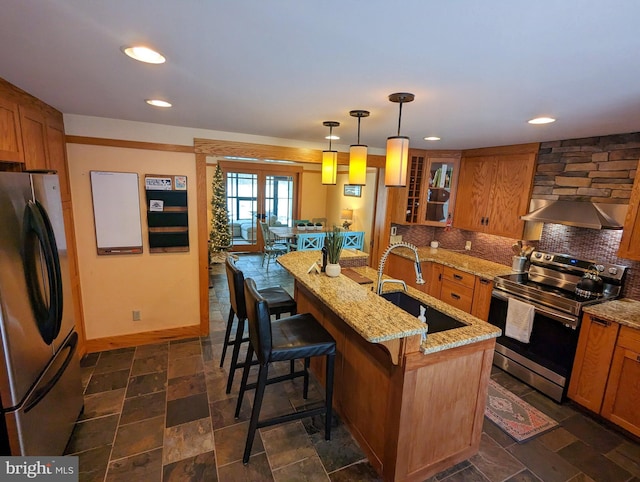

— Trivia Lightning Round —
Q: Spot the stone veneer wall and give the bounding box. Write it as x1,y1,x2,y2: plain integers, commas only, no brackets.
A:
533,132,639,203
391,131,640,301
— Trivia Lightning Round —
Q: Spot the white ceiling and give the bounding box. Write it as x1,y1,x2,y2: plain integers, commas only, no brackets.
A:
2,0,640,151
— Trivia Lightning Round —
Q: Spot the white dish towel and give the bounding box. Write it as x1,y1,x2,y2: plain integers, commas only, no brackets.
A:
505,297,535,343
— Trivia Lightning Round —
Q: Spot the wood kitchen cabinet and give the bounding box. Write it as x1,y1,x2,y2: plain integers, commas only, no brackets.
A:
390,150,461,227
385,253,492,320
601,326,640,436
19,104,49,171
439,266,474,313
568,313,619,413
618,170,640,261
453,144,538,239
471,277,493,321
0,97,24,163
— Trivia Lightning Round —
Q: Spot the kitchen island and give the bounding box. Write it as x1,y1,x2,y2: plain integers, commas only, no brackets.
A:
277,251,501,482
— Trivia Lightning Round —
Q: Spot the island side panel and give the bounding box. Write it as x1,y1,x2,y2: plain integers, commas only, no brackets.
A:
388,339,495,482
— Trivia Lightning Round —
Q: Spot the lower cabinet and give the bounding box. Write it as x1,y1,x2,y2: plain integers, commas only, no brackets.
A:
568,313,619,413
385,253,492,321
601,326,640,436
569,314,640,437
440,266,474,313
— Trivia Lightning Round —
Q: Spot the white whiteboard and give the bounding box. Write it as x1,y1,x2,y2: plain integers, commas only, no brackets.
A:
90,171,143,254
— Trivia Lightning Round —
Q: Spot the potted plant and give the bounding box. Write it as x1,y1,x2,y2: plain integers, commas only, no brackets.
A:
314,222,323,230
324,226,344,277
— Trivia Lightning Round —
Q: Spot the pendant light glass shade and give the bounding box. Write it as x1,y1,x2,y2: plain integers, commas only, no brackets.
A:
348,110,369,186
321,121,340,185
322,150,338,185
385,136,410,186
385,93,415,187
348,144,367,185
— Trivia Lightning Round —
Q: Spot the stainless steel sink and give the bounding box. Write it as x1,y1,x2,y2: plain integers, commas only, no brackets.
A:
380,291,467,333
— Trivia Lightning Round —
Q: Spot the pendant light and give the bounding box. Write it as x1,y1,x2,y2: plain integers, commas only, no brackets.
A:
348,110,370,186
322,121,340,185
385,92,415,187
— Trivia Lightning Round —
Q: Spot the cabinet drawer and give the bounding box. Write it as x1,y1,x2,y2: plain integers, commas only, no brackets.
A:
618,326,640,353
442,266,475,289
440,279,473,313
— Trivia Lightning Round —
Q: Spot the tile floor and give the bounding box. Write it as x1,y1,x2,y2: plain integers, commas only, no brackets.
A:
66,253,640,482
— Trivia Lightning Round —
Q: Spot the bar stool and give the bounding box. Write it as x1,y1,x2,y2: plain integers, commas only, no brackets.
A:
221,256,297,394
236,278,336,464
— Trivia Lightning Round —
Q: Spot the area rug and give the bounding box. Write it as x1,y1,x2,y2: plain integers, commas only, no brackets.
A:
485,379,558,443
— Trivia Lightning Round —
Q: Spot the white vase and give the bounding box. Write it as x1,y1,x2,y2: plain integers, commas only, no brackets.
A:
325,263,341,277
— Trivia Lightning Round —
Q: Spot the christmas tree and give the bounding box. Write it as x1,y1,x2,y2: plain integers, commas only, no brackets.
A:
210,164,231,260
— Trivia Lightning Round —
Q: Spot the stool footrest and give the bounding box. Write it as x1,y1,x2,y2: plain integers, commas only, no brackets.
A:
257,406,326,430
244,369,306,391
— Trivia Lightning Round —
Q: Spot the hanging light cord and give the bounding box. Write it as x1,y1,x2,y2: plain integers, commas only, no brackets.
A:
356,116,362,144
397,100,404,136
329,125,333,150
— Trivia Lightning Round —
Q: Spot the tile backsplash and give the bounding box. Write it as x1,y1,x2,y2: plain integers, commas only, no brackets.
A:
392,223,639,301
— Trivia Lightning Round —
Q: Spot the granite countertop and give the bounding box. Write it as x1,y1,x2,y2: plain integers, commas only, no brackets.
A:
277,251,501,355
582,299,640,330
389,246,513,280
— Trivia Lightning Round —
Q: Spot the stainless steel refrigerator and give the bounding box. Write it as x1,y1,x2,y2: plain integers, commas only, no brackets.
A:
0,171,83,455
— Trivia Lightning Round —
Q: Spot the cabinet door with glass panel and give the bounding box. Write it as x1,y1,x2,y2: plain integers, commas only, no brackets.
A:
421,154,460,226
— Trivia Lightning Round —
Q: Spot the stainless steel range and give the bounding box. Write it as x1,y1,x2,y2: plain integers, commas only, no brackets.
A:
488,250,627,402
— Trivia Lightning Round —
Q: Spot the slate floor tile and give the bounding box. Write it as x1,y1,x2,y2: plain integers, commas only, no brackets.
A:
130,353,168,376
111,415,164,460
558,440,632,482
503,469,544,482
76,444,112,482
606,441,640,478
93,350,134,374
162,450,218,482
119,391,166,425
272,454,330,482
79,388,126,421
561,413,624,453
85,369,130,395
134,342,168,359
262,421,316,470
216,452,273,482
126,371,167,398
168,354,204,379
214,421,264,466
328,461,382,481
537,427,578,452
65,414,119,454
167,371,207,401
166,392,210,428
506,438,580,482
163,418,214,465
470,433,524,482
105,448,163,482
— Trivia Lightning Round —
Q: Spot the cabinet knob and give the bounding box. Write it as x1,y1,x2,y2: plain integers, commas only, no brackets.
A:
450,293,461,300
453,274,463,281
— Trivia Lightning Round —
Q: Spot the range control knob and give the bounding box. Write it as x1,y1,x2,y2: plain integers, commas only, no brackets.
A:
595,264,605,272
534,252,542,259
608,267,618,275
544,254,552,260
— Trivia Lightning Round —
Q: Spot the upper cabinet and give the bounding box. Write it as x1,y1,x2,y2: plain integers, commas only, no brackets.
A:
0,97,24,162
453,144,539,239
0,78,71,202
618,169,640,260
390,149,461,227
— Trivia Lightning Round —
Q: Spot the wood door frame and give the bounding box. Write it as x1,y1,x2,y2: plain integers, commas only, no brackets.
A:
218,160,302,252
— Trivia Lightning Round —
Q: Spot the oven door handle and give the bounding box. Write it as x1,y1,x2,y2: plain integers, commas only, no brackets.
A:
491,290,579,327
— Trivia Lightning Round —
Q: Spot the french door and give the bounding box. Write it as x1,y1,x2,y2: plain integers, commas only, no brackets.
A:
220,161,301,253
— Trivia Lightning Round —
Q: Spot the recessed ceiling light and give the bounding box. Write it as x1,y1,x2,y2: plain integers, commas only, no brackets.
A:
325,135,340,140
122,46,166,64
424,136,441,141
528,117,556,125
145,99,172,108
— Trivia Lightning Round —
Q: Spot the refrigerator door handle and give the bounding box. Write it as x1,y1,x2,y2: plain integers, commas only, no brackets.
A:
23,332,78,413
21,200,63,345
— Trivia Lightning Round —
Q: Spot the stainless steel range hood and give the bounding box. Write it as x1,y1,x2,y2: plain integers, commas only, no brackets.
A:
521,200,627,229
